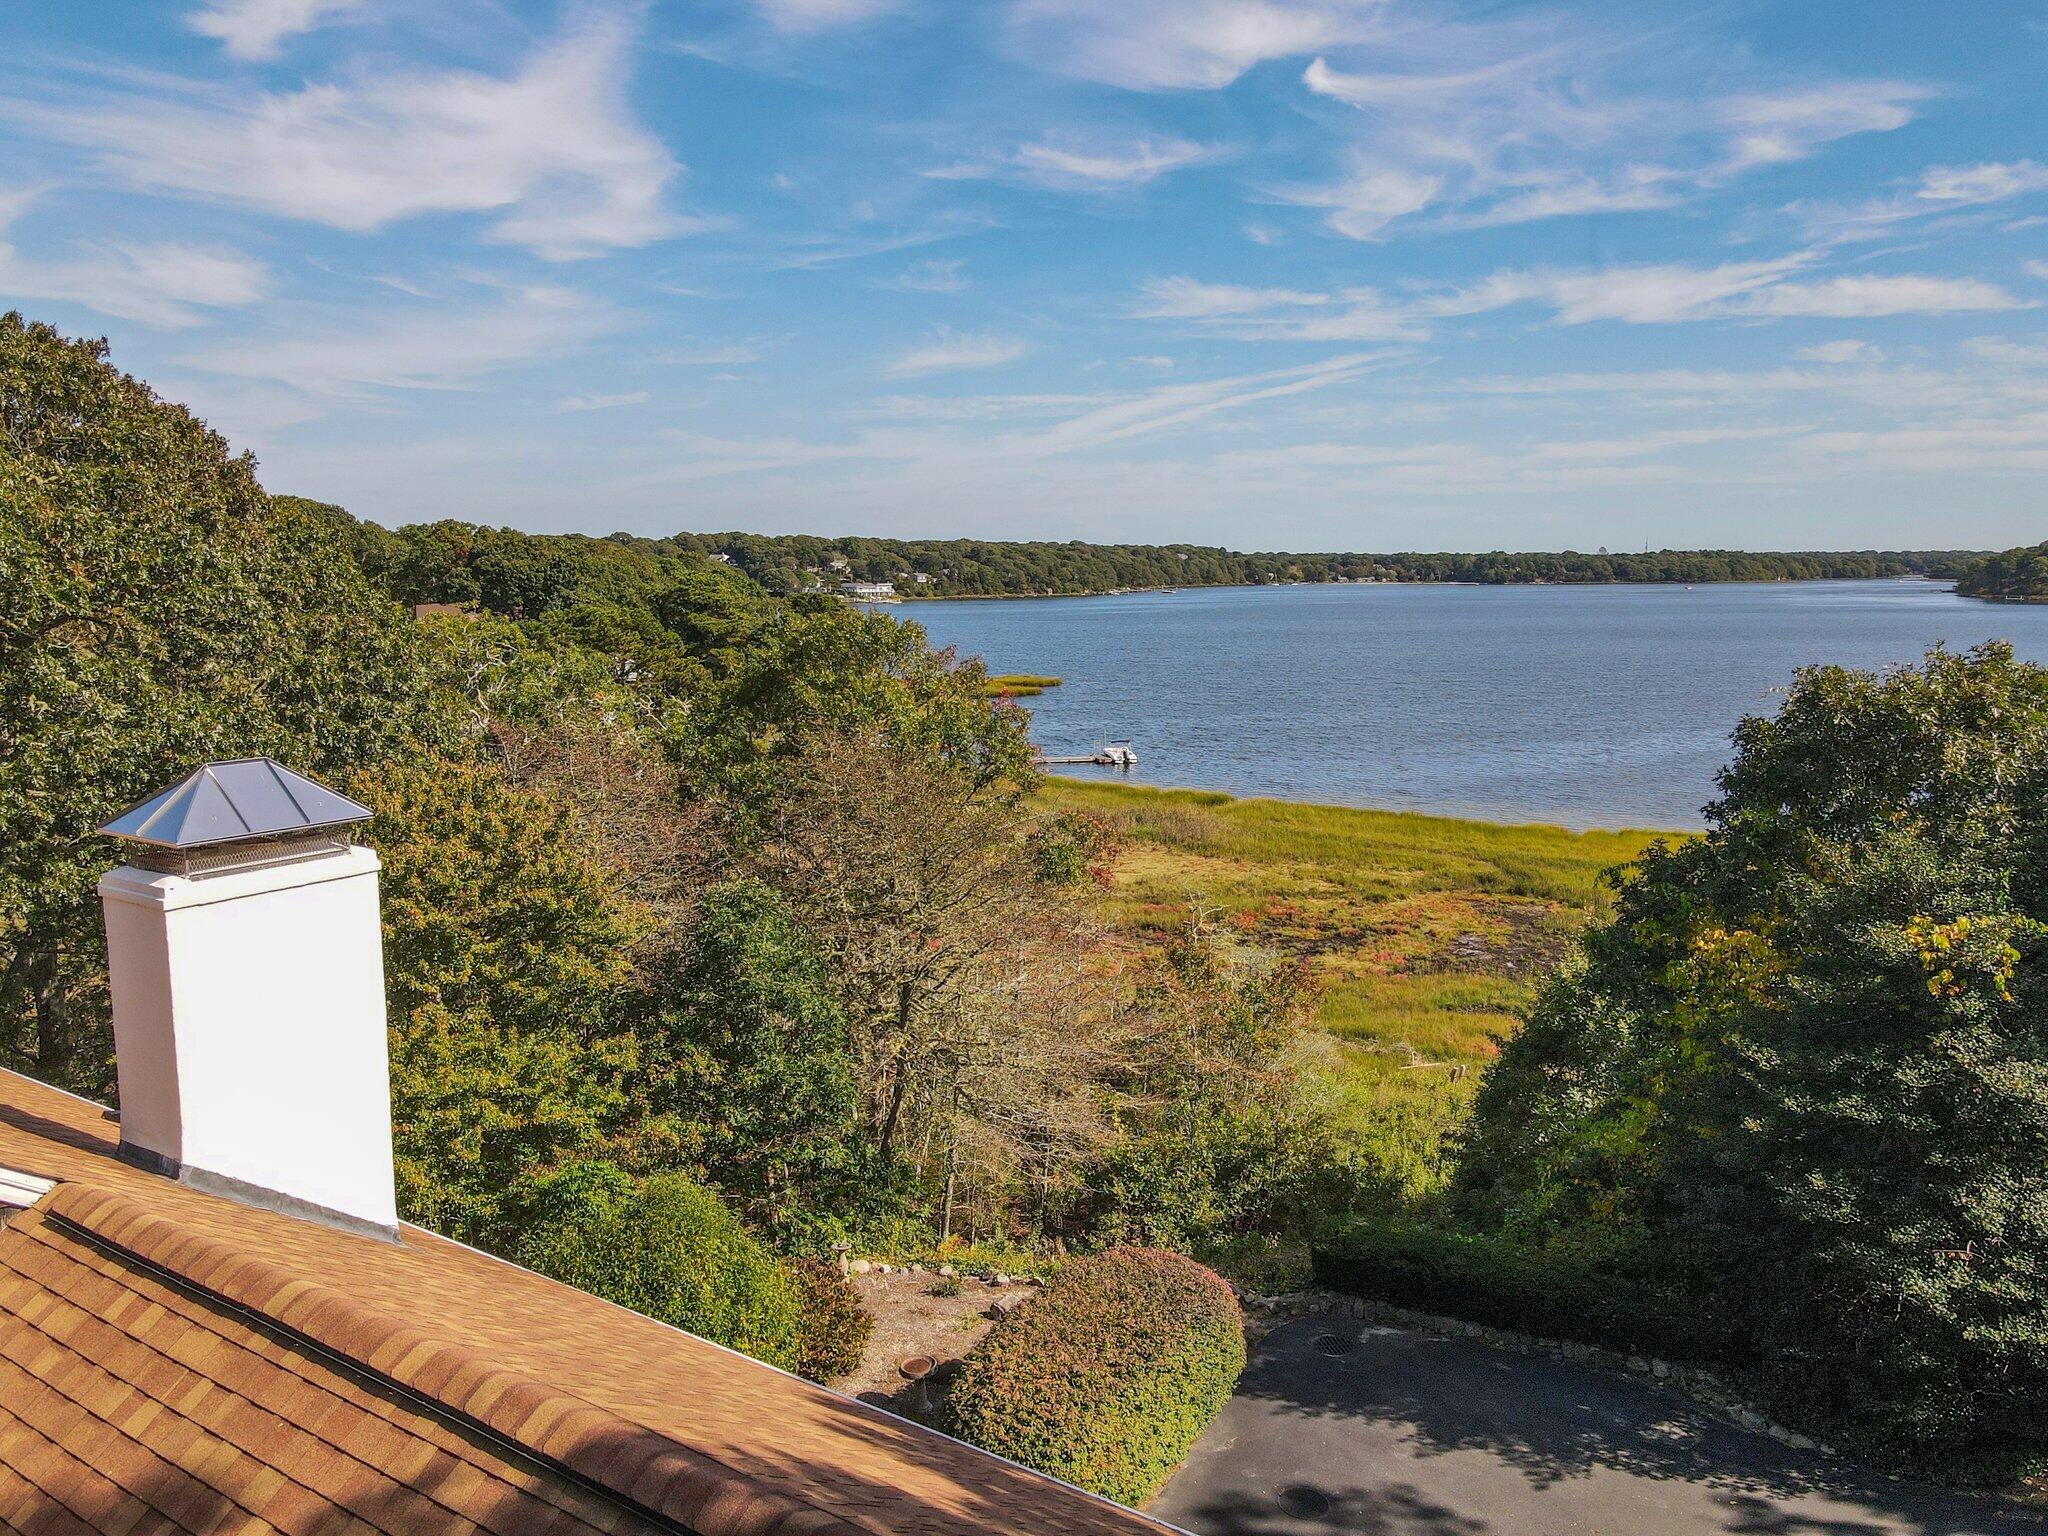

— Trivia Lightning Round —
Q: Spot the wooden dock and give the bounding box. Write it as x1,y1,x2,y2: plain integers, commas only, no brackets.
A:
1037,743,1138,768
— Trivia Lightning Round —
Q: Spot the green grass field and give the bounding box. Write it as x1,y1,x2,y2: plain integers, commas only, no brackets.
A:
1039,780,1675,1196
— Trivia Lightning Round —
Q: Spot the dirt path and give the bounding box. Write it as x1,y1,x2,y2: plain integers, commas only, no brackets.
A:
838,1266,1039,1424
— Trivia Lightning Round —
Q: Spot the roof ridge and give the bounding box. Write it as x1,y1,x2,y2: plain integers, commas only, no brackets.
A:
44,1183,867,1536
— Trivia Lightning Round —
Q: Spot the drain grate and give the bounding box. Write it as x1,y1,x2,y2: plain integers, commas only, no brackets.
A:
1277,1485,1332,1521
1311,1332,1357,1358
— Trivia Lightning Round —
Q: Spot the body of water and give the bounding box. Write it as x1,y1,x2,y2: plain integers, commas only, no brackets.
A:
899,580,2048,830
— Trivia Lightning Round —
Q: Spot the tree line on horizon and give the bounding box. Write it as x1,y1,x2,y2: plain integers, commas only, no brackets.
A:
647,531,1978,597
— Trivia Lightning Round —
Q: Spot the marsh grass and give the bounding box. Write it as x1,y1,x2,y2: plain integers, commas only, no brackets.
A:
983,674,1064,697
1040,779,1674,1197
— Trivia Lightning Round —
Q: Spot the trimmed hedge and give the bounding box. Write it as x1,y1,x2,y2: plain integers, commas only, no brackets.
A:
949,1246,1244,1505
1310,1218,1701,1362
516,1173,804,1371
789,1258,873,1382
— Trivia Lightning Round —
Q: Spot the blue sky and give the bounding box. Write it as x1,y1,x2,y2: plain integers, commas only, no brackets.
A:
2,0,2044,549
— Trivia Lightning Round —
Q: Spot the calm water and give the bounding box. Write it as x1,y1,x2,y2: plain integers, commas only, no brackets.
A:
901,580,2048,830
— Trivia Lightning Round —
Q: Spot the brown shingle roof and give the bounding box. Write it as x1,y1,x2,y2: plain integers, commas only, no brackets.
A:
0,1071,1179,1536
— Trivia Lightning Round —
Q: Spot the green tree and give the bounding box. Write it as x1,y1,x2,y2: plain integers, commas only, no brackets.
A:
651,880,864,1238
0,314,446,1097
343,757,652,1245
1459,644,2048,1470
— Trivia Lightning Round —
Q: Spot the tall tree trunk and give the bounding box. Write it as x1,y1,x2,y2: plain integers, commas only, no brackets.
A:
876,981,916,1157
26,948,72,1090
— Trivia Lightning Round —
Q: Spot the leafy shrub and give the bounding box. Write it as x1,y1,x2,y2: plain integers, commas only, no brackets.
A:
1027,807,1117,886
788,1258,873,1382
516,1173,803,1371
949,1246,1244,1505
1310,1217,1695,1362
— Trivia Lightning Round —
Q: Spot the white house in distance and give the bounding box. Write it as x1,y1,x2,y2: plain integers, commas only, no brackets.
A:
840,579,897,600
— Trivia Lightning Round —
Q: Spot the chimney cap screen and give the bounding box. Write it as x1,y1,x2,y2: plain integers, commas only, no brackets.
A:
99,758,372,850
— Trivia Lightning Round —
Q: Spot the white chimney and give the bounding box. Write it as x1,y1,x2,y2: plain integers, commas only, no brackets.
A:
97,759,399,1239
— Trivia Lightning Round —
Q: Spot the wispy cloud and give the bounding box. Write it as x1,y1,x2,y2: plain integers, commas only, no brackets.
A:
750,0,897,32
1801,160,2048,242
187,0,363,60
1435,260,2026,325
0,195,266,326
18,10,692,259
1138,257,2028,337
885,257,970,293
1796,340,1883,364
558,389,649,412
1018,352,1389,452
1019,136,1213,190
1965,335,2048,366
927,134,1213,191
180,285,613,397
1005,0,1388,90
770,215,995,269
1715,84,1923,171
1277,158,1442,239
1133,277,1333,318
886,328,1027,376
1291,47,1924,238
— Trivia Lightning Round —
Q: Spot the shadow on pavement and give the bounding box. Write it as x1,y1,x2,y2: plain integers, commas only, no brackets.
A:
1172,1319,2044,1536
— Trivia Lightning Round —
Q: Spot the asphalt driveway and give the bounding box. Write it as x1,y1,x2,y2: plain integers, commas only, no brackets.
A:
1148,1318,2046,1536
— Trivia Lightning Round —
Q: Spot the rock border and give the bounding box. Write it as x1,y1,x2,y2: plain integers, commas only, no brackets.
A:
1234,1286,1832,1457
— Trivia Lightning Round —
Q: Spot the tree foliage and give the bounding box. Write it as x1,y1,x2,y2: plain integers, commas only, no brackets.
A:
0,313,448,1096
1956,540,2048,603
516,1172,807,1372
1457,644,2048,1471
342,757,652,1246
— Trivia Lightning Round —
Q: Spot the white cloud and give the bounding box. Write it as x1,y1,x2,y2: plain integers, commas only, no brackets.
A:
1136,258,2026,340
1140,277,1424,341
180,285,612,396
558,390,649,411
1281,160,1442,239
1965,336,2048,366
1005,0,1388,90
1716,83,1923,171
1796,340,1883,364
930,136,1213,192
886,258,969,293
1421,259,2025,325
21,11,689,260
1804,160,2048,241
660,341,766,365
0,223,267,328
187,0,362,60
1011,136,1213,189
1292,48,1921,238
1132,277,1332,317
750,0,897,31
1740,274,2026,319
2029,261,2048,282
1020,352,1386,452
887,328,1027,376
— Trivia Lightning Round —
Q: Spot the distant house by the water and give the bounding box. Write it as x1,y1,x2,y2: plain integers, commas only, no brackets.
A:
841,579,897,600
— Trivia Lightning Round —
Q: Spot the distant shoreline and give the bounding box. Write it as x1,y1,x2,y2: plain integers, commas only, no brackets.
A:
878,574,1960,605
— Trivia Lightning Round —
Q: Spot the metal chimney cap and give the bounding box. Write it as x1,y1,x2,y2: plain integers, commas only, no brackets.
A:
99,758,373,850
